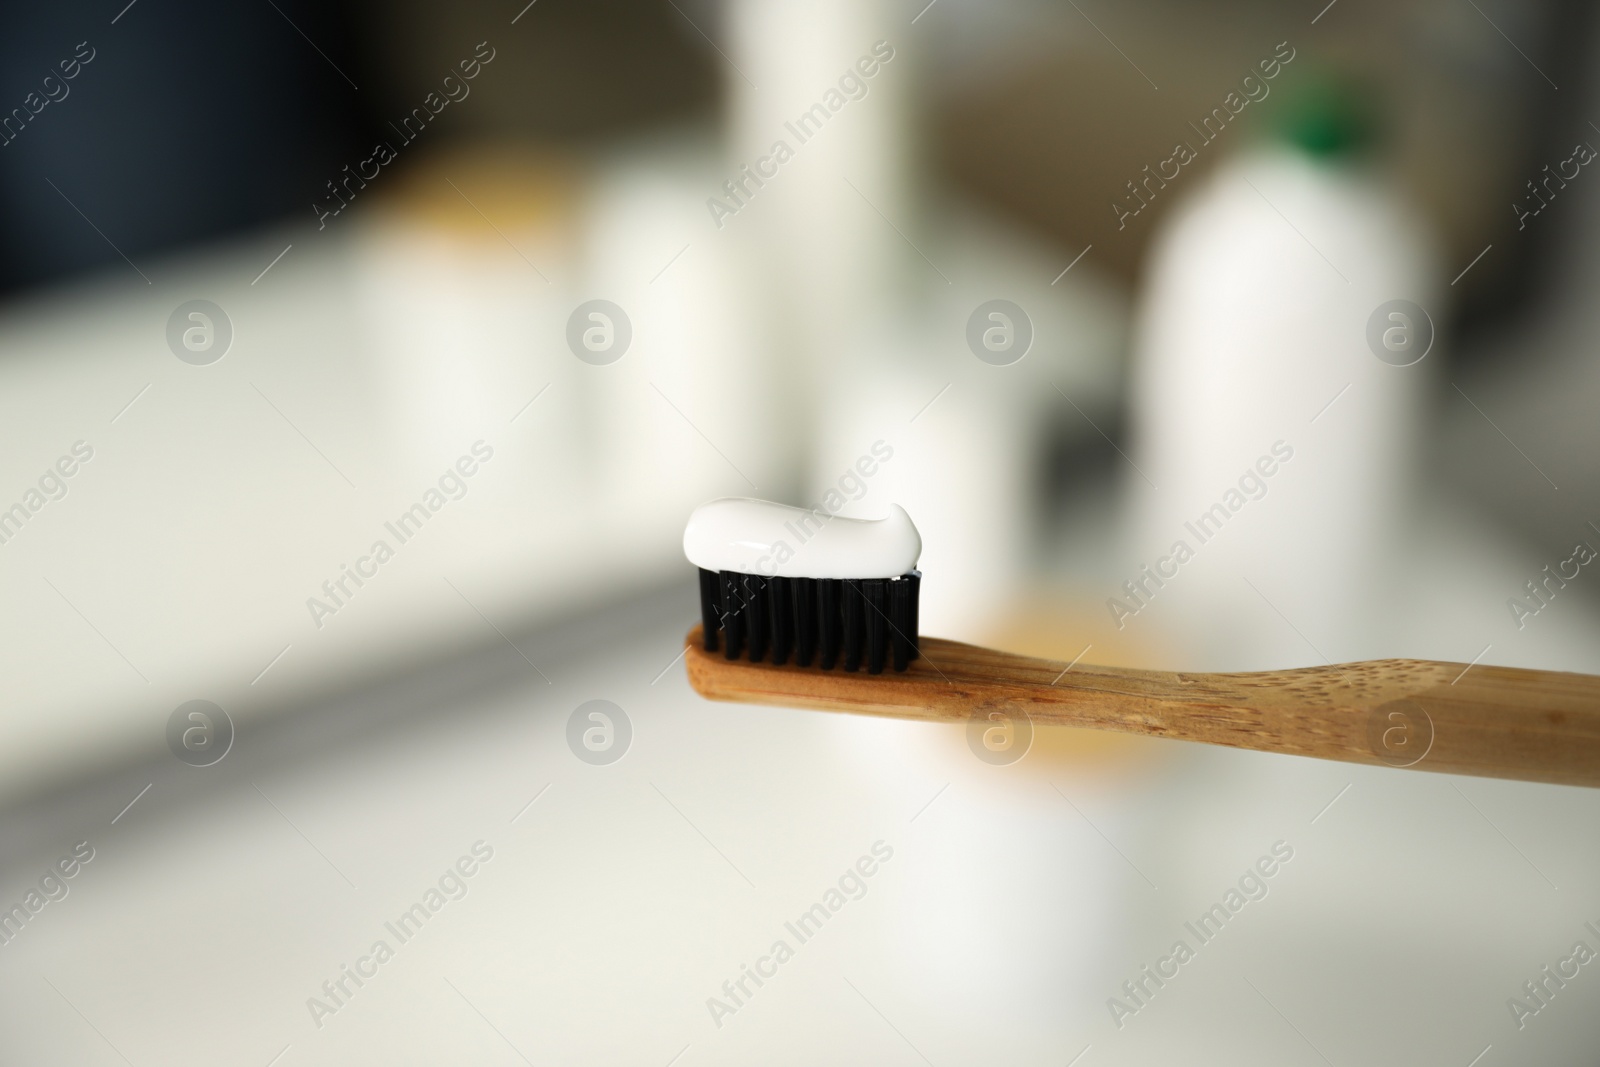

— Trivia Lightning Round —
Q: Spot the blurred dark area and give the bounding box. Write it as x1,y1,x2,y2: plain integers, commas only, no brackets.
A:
0,0,718,297
0,0,372,294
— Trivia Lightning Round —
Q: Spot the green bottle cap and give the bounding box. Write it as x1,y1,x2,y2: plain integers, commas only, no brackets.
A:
1272,73,1380,158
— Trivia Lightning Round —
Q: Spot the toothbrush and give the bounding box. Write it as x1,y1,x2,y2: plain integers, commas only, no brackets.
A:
682,499,1600,788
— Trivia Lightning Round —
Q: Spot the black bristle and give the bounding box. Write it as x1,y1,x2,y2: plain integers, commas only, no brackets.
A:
863,578,887,674
699,568,919,671
819,579,841,669
794,578,816,667
719,571,745,660
889,577,910,671
698,568,720,652
747,575,771,663
906,570,921,661
841,579,863,672
770,577,793,665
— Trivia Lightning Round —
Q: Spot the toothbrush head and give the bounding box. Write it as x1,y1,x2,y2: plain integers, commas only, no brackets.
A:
683,498,922,674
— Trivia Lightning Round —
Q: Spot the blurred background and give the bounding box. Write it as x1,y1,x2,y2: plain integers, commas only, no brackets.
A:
2,0,1599,1063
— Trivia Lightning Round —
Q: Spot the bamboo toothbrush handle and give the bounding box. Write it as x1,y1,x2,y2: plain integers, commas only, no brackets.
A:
684,626,1600,787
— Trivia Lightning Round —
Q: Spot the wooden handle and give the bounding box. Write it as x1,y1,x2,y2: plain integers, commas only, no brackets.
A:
684,626,1600,787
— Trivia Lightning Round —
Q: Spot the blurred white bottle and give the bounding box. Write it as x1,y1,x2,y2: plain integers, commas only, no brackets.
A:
725,0,913,470
1128,81,1440,668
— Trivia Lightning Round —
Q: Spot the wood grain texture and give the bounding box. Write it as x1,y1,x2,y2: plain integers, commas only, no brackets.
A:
684,626,1600,787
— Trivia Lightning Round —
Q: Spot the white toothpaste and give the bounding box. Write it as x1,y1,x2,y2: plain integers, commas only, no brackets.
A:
683,498,921,579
